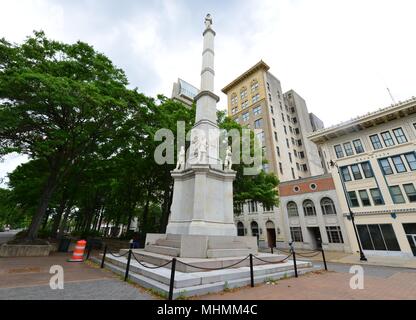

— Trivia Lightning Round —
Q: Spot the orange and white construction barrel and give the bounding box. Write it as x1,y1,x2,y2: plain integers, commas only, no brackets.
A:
68,240,87,262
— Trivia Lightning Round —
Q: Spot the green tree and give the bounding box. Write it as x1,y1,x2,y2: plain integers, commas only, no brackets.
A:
0,31,146,241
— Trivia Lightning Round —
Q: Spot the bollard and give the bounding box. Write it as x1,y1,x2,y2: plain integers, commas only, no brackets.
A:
270,247,274,254
249,254,254,287
321,248,328,271
124,249,132,282
292,250,298,278
101,245,107,269
168,258,177,300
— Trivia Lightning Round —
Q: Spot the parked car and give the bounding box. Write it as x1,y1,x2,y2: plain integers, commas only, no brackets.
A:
4,225,10,232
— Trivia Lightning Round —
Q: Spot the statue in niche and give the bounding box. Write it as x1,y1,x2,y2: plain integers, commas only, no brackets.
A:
175,146,186,171
192,134,208,164
205,14,213,29
224,146,233,170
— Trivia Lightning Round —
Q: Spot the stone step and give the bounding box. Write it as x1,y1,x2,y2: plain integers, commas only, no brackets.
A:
207,248,253,258
155,239,181,248
208,242,249,249
145,245,180,257
92,256,316,299
166,234,182,241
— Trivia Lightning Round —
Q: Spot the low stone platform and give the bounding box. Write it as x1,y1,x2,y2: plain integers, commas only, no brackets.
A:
0,244,52,257
92,251,314,299
144,233,257,259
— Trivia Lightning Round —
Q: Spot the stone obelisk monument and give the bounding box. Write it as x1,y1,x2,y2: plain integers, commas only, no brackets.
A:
166,14,237,236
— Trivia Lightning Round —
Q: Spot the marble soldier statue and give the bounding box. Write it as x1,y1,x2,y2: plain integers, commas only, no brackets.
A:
224,146,233,170
175,146,186,171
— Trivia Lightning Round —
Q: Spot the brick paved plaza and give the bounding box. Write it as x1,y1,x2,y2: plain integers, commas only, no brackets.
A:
1,252,415,300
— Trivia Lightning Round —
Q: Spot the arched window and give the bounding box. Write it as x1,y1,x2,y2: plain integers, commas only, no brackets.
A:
321,197,336,215
303,199,316,216
251,221,259,237
287,202,299,217
237,222,245,236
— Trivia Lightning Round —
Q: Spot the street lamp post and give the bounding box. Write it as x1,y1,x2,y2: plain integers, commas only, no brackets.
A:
330,160,367,262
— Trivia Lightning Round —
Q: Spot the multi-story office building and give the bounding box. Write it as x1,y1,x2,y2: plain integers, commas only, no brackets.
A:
279,174,351,252
222,60,325,247
309,97,416,258
171,78,199,107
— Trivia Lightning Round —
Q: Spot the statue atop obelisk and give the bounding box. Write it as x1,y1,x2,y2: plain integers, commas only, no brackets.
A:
166,14,237,236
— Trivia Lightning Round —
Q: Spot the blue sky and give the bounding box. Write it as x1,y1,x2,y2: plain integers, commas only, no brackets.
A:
1,0,416,184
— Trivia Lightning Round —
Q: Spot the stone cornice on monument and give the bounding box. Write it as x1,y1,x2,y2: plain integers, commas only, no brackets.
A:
308,96,416,144
194,90,220,103
221,60,270,94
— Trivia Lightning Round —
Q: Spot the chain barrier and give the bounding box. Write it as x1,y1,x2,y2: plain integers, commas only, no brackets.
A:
175,255,250,271
252,253,292,265
131,252,172,269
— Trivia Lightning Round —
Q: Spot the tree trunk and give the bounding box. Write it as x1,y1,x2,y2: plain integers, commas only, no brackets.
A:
57,203,72,240
51,199,66,238
159,182,173,233
26,169,59,241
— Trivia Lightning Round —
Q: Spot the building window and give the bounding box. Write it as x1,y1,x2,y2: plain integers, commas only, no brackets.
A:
370,188,384,205
403,184,416,202
288,152,292,163
393,128,407,144
291,168,295,179
348,191,360,207
379,158,393,175
361,162,374,178
291,137,295,145
340,166,352,182
404,153,416,171
270,105,274,114
268,93,272,102
279,162,283,175
240,88,247,100
274,132,278,142
286,139,290,148
370,134,383,150
252,94,260,103
237,222,245,236
281,113,285,122
326,226,344,243
302,164,308,172
287,202,299,217
231,93,238,105
254,118,263,129
251,80,259,92
256,131,265,144
248,201,258,213
390,186,406,204
358,190,371,206
334,145,344,158
292,117,298,124
297,139,303,147
357,224,400,251
253,105,261,116
350,164,363,180
321,198,336,215
234,203,244,215
241,100,249,109
381,131,395,147
290,227,303,242
231,106,238,115
353,139,364,154
343,142,354,156
391,155,407,173
272,118,276,128
263,203,273,212
251,221,259,237
299,151,305,159
242,112,249,122
276,146,280,157
303,200,316,216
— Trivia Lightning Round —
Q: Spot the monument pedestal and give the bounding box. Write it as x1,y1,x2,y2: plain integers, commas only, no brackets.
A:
166,165,237,236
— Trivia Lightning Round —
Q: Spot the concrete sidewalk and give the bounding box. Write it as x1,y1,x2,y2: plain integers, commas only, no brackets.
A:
267,248,416,269
0,253,156,300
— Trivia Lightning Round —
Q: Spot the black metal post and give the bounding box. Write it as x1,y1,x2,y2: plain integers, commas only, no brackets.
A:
168,258,176,300
86,243,91,260
270,246,274,254
100,245,107,269
249,254,254,287
292,250,298,278
321,248,328,271
124,249,132,282
330,160,367,261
